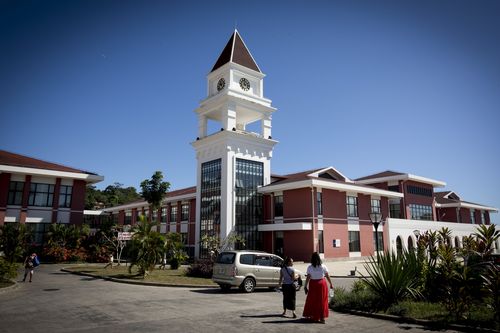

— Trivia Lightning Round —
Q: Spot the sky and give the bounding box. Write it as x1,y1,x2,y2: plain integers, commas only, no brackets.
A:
1,0,499,223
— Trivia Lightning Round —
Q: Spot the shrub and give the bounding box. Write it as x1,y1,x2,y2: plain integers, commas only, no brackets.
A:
186,259,213,278
0,257,18,281
330,286,380,312
362,250,422,310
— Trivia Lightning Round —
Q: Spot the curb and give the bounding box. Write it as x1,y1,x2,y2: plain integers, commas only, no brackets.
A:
0,281,19,294
337,309,499,333
60,269,218,289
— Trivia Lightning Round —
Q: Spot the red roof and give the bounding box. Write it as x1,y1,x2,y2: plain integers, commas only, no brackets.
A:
355,170,404,181
166,186,196,198
0,150,96,175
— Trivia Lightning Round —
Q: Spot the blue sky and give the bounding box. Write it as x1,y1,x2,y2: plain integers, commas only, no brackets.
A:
1,0,499,223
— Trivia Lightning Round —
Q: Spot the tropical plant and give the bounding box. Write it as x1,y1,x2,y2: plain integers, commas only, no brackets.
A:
362,249,422,310
0,257,18,281
164,232,187,270
200,232,246,261
482,263,500,321
128,216,165,277
43,224,90,262
474,224,500,259
0,223,32,263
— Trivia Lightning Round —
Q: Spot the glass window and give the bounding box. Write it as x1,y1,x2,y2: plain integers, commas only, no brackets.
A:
274,195,283,217
470,209,475,224
170,206,178,222
390,202,401,218
318,230,324,253
371,199,381,214
125,210,132,225
373,231,384,251
409,204,433,220
349,231,360,252
239,254,254,265
216,252,236,264
151,209,157,223
181,203,189,221
234,159,263,251
7,181,24,205
346,196,358,217
28,183,54,207
161,207,167,223
200,159,222,258
255,255,272,266
481,211,486,224
407,185,433,197
58,185,72,208
317,192,323,215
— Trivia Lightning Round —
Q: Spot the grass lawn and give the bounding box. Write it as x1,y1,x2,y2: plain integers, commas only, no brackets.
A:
64,264,217,286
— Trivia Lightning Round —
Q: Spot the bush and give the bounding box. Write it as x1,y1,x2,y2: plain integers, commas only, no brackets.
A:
330,286,381,312
0,257,18,281
186,260,213,278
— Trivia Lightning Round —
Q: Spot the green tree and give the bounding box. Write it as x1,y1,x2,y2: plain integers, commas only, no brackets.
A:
129,215,165,277
85,183,141,209
0,223,32,263
140,171,170,213
44,224,90,262
164,232,188,270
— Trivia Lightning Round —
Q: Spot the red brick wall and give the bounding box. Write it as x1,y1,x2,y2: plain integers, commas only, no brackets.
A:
284,188,312,219
70,180,86,225
188,198,196,245
437,207,457,222
0,173,11,225
322,189,347,258
284,230,313,262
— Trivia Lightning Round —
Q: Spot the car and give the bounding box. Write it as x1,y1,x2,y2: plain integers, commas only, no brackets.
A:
212,250,303,293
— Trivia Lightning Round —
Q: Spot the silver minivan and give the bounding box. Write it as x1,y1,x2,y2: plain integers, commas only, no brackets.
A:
212,250,287,293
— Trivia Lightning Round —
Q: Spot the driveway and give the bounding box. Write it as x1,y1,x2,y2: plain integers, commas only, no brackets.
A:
0,264,460,333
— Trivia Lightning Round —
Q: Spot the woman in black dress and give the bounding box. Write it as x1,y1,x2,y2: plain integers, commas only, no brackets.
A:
278,257,297,318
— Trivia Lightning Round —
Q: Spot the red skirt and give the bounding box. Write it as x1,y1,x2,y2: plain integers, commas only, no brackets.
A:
302,278,329,321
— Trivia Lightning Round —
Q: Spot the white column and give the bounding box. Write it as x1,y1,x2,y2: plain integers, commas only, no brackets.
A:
262,115,272,138
198,115,207,138
220,150,234,239
223,102,237,131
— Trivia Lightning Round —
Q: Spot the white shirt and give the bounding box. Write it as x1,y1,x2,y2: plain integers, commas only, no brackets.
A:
306,264,329,280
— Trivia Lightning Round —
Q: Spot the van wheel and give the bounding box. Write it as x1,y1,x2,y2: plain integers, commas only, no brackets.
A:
219,284,231,291
240,277,255,293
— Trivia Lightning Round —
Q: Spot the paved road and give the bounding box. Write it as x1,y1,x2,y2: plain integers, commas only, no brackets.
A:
0,265,461,333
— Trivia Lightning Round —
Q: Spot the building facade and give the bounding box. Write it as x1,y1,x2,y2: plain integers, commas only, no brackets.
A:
100,31,498,261
0,150,103,242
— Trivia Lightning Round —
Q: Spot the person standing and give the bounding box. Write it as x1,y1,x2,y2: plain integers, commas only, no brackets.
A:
278,257,297,318
22,253,37,283
302,252,333,323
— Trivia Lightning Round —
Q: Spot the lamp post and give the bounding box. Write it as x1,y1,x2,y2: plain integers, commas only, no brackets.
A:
369,212,383,263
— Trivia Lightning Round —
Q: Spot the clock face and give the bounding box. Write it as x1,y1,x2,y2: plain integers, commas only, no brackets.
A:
217,78,225,91
239,78,250,91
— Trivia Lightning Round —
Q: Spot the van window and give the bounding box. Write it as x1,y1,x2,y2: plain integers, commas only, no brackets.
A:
239,254,254,265
272,256,283,267
255,255,272,266
216,252,236,264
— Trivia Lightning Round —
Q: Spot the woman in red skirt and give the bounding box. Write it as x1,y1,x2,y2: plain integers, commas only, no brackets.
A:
302,252,333,323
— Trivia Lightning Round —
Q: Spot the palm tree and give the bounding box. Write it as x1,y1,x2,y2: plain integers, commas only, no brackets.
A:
474,224,499,259
129,215,165,277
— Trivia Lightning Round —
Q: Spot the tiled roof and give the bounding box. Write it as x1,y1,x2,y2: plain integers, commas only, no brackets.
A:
211,30,261,73
355,170,404,181
0,149,96,175
166,186,196,198
268,168,326,186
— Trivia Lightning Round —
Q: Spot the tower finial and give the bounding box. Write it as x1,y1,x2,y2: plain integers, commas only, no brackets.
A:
234,20,237,32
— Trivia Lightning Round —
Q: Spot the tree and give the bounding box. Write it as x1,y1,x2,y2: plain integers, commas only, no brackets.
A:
164,232,188,270
129,215,165,277
85,183,141,209
0,223,32,263
200,232,246,261
140,171,170,212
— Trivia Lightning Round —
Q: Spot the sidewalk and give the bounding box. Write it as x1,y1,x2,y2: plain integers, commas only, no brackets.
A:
293,258,371,277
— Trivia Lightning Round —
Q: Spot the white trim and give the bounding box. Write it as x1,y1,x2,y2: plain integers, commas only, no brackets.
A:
103,192,196,213
0,165,103,184
436,202,498,212
258,222,312,231
356,173,446,187
84,210,104,216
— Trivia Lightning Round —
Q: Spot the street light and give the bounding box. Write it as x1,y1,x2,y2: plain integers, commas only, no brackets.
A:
369,212,383,262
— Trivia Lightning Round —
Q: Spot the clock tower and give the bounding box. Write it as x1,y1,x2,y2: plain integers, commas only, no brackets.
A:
192,30,277,257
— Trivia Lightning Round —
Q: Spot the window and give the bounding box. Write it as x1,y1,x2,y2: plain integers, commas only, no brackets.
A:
316,192,323,215
388,185,399,192
349,231,360,252
409,204,433,220
470,209,475,224
200,159,222,258
170,206,178,223
371,199,381,213
481,211,487,224
254,255,272,266
151,209,157,223
373,231,384,252
181,203,189,221
390,202,401,218
7,181,24,205
28,183,54,207
234,159,263,251
407,185,433,197
125,210,132,225
58,185,72,208
161,207,167,223
346,196,358,217
239,254,253,265
274,195,283,217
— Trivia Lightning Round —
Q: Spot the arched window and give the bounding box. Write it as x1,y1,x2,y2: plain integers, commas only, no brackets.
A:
396,236,403,255
408,236,414,251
